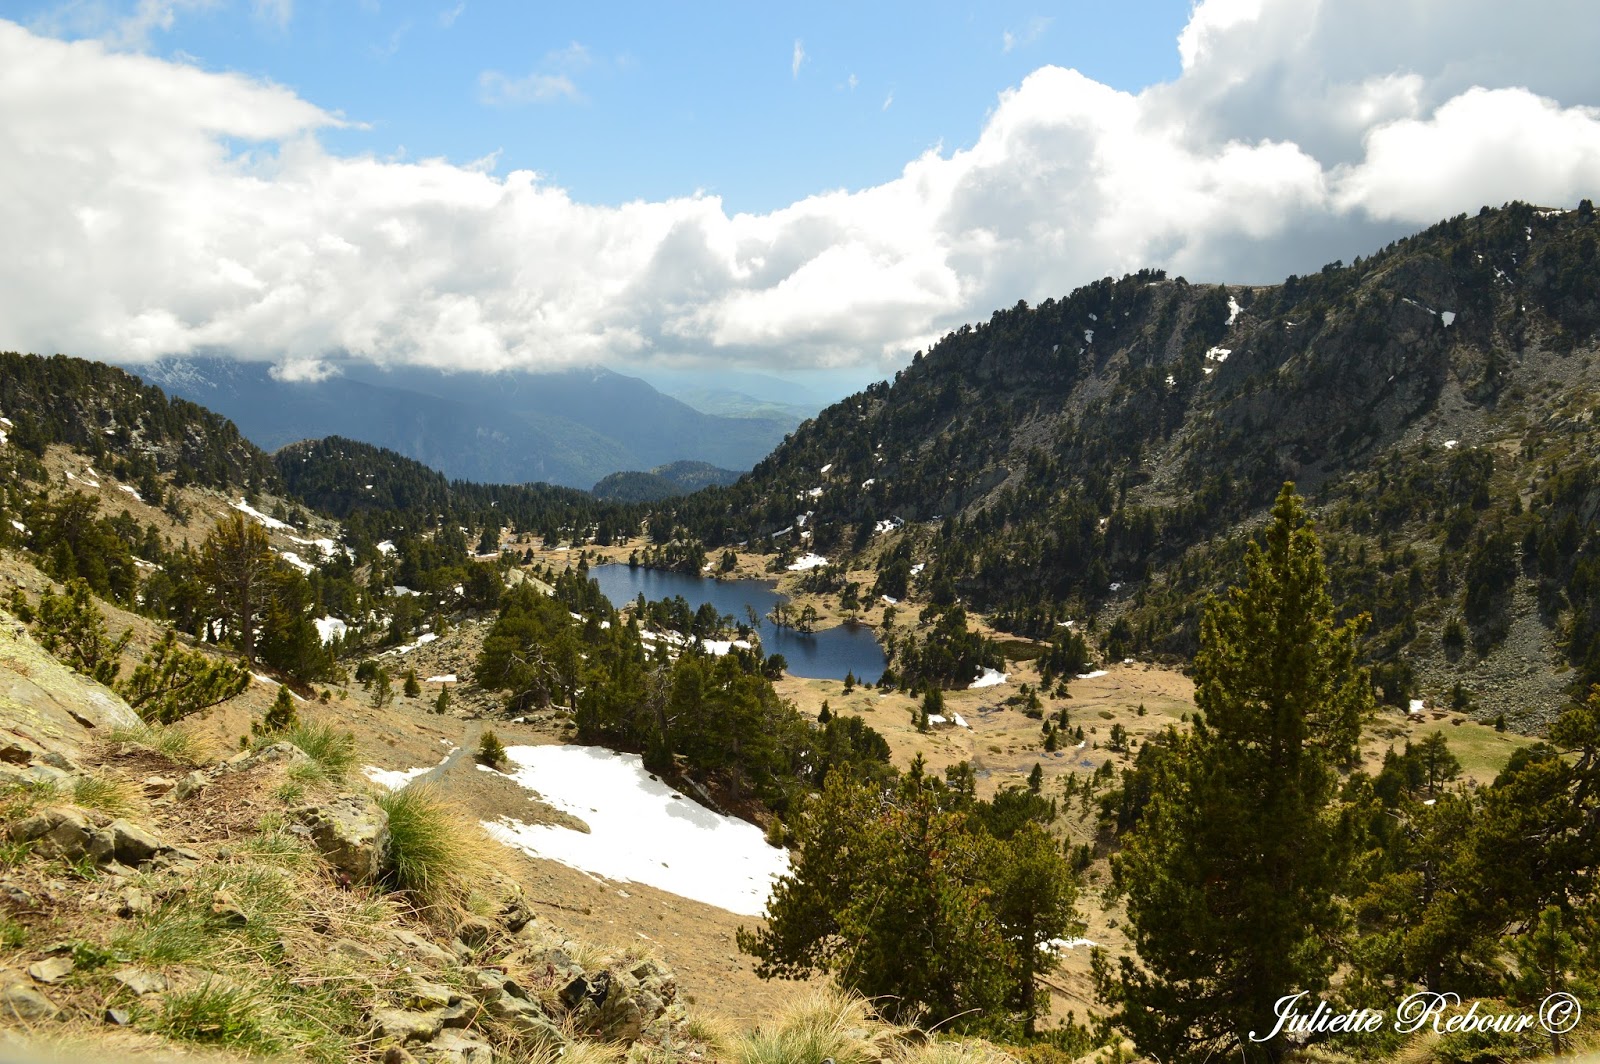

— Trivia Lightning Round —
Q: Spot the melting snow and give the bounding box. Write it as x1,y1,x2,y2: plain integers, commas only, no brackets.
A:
880,595,898,605
232,498,295,532
1044,937,1100,953
951,713,969,729
702,639,754,656
9,520,27,535
1408,699,1426,716
390,585,422,597
1077,670,1108,680
426,674,458,683
1084,329,1094,343
486,745,789,915
376,540,397,556
910,563,925,576
969,668,1008,689
278,550,314,575
313,616,348,645
364,751,453,791
393,632,439,655
787,553,828,571
820,463,833,474
1226,296,1241,325
1440,311,1456,327
1443,440,1459,450
118,485,142,502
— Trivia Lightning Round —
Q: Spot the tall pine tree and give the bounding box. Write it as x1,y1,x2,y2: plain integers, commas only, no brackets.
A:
1098,483,1371,1062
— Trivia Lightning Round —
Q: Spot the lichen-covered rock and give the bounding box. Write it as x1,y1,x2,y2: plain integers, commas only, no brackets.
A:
371,1007,445,1045
0,612,140,765
293,794,390,882
9,807,98,859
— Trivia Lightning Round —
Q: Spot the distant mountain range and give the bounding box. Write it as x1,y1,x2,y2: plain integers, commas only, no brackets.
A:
130,358,800,490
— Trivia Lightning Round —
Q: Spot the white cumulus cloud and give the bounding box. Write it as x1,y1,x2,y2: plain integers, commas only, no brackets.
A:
2,1,1599,379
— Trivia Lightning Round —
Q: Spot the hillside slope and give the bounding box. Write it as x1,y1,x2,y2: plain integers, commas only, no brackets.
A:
665,201,1600,723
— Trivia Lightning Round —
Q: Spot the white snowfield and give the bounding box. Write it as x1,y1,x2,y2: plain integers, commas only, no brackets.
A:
787,552,828,571
484,744,790,916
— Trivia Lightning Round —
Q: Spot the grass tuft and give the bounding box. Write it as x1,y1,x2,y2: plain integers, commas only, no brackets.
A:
156,978,279,1053
71,774,138,816
734,987,901,1064
375,782,508,911
280,721,356,782
107,721,206,764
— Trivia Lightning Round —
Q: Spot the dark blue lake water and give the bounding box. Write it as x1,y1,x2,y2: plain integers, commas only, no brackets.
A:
588,564,887,683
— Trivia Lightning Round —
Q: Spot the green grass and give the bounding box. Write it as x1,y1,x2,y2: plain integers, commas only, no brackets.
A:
72,774,137,816
279,721,356,783
375,783,504,910
1409,719,1537,782
155,978,281,1053
107,721,205,764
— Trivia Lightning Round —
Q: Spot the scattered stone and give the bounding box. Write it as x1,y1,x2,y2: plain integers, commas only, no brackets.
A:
110,968,168,996
388,929,454,965
419,1028,496,1064
0,742,32,765
26,956,73,985
382,1047,420,1064
500,898,533,933
141,776,176,796
104,1007,132,1026
293,795,390,882
454,916,492,950
9,807,96,860
370,1007,444,1045
116,886,151,917
403,981,460,1010
486,992,560,1039
174,770,207,800
101,819,167,865
0,981,59,1021
332,939,384,963
226,742,311,772
1,883,38,910
37,752,77,773
211,888,249,927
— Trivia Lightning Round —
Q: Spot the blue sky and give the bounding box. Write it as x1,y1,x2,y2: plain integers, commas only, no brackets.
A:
2,0,1599,384
21,0,1193,212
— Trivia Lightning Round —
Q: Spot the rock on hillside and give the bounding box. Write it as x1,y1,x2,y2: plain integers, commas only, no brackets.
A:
0,612,139,765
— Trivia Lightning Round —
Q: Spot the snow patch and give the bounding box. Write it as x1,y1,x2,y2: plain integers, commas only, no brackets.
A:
118,485,143,502
1440,310,1456,327
787,553,828,571
969,667,1008,689
486,745,789,915
1077,670,1108,680
425,674,457,684
376,540,397,556
393,632,439,655
313,616,348,645
1226,296,1241,325
277,550,314,575
232,498,295,532
1443,440,1459,450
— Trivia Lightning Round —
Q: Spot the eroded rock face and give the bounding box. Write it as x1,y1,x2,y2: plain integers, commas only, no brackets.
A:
292,794,390,882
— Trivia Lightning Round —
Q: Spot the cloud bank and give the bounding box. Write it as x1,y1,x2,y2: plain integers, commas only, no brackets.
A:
2,1,1599,376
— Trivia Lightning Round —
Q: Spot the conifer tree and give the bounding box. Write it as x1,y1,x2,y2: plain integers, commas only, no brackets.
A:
119,630,250,724
1098,484,1371,1063
31,579,130,686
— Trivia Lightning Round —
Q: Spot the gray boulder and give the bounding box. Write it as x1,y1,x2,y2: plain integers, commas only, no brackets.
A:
293,795,390,882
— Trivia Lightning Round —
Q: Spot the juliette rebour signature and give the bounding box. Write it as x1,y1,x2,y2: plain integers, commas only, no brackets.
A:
1249,991,1582,1041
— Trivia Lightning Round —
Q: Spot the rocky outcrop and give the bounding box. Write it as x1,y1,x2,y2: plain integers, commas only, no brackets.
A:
291,794,391,882
6,806,199,871
0,613,141,765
